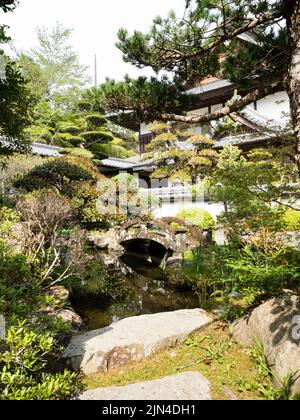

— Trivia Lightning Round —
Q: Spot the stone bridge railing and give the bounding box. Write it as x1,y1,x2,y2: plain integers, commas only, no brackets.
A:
116,217,206,254
89,217,207,255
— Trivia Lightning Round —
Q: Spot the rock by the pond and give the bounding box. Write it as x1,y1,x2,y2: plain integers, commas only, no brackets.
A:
55,309,85,331
39,307,85,332
48,286,70,307
62,309,212,375
79,371,212,401
0,315,5,340
232,293,300,394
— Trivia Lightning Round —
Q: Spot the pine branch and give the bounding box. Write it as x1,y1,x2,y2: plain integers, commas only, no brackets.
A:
161,80,283,124
180,8,284,61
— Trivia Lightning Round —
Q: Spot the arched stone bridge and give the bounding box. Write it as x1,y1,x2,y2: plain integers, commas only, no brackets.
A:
89,217,208,258
116,217,206,254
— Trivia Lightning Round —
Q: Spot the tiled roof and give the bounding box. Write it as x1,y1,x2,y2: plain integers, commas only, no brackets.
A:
100,157,137,170
186,79,233,95
238,106,284,132
31,142,63,157
214,133,276,149
0,138,63,157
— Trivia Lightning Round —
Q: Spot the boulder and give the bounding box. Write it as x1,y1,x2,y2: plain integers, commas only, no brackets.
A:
0,315,5,340
62,309,212,375
79,371,212,401
48,286,70,307
232,293,300,394
55,309,85,332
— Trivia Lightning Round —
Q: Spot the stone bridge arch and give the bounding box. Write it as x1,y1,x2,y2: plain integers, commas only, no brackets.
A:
116,217,205,254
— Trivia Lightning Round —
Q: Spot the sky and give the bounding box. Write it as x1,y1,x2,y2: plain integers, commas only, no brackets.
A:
1,0,186,85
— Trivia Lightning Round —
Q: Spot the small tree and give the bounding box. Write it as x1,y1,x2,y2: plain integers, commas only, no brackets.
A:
144,123,218,182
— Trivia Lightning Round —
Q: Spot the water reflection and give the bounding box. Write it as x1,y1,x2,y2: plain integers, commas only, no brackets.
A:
72,241,199,330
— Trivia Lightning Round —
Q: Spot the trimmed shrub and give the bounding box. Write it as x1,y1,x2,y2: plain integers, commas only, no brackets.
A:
77,100,91,112
89,143,134,159
14,156,100,194
68,136,84,147
81,131,114,144
176,208,216,230
58,124,82,136
85,114,107,128
62,148,94,159
53,133,73,148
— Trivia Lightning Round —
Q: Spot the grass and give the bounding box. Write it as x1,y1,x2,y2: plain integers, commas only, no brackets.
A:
82,322,277,400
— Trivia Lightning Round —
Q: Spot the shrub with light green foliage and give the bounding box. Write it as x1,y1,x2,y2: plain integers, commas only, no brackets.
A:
62,148,94,159
282,210,300,232
89,142,135,159
81,131,113,144
57,123,82,136
25,125,52,143
53,133,73,148
225,244,300,298
176,208,215,230
85,114,107,128
0,205,20,243
0,322,79,400
67,136,84,147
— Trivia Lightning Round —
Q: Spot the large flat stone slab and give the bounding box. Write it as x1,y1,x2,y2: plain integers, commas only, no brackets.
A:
63,309,212,375
80,371,212,400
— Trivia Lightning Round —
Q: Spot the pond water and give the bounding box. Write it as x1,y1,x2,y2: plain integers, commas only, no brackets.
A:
72,244,199,331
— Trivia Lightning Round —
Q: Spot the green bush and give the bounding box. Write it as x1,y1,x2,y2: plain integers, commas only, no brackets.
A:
15,156,99,195
182,245,238,304
176,208,215,230
225,245,300,297
53,133,73,148
81,131,113,144
68,136,84,147
62,148,94,159
89,143,134,159
85,114,107,128
283,210,300,232
25,125,52,143
0,322,79,400
58,124,82,136
77,100,91,112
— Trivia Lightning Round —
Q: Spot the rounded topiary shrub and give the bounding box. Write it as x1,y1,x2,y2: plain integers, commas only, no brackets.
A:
85,114,107,128
81,131,114,144
68,136,85,147
53,135,73,148
87,143,109,159
77,100,91,112
176,208,215,230
58,125,83,136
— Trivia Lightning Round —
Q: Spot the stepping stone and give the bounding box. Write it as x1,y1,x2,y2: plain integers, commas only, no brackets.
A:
79,371,212,400
62,309,212,375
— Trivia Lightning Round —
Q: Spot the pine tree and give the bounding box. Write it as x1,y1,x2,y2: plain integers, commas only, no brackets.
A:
112,0,300,173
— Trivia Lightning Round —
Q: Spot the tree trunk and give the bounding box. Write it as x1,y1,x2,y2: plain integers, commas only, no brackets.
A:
285,0,300,175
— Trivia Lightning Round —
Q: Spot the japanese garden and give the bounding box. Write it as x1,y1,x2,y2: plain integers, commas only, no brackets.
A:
0,0,300,401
